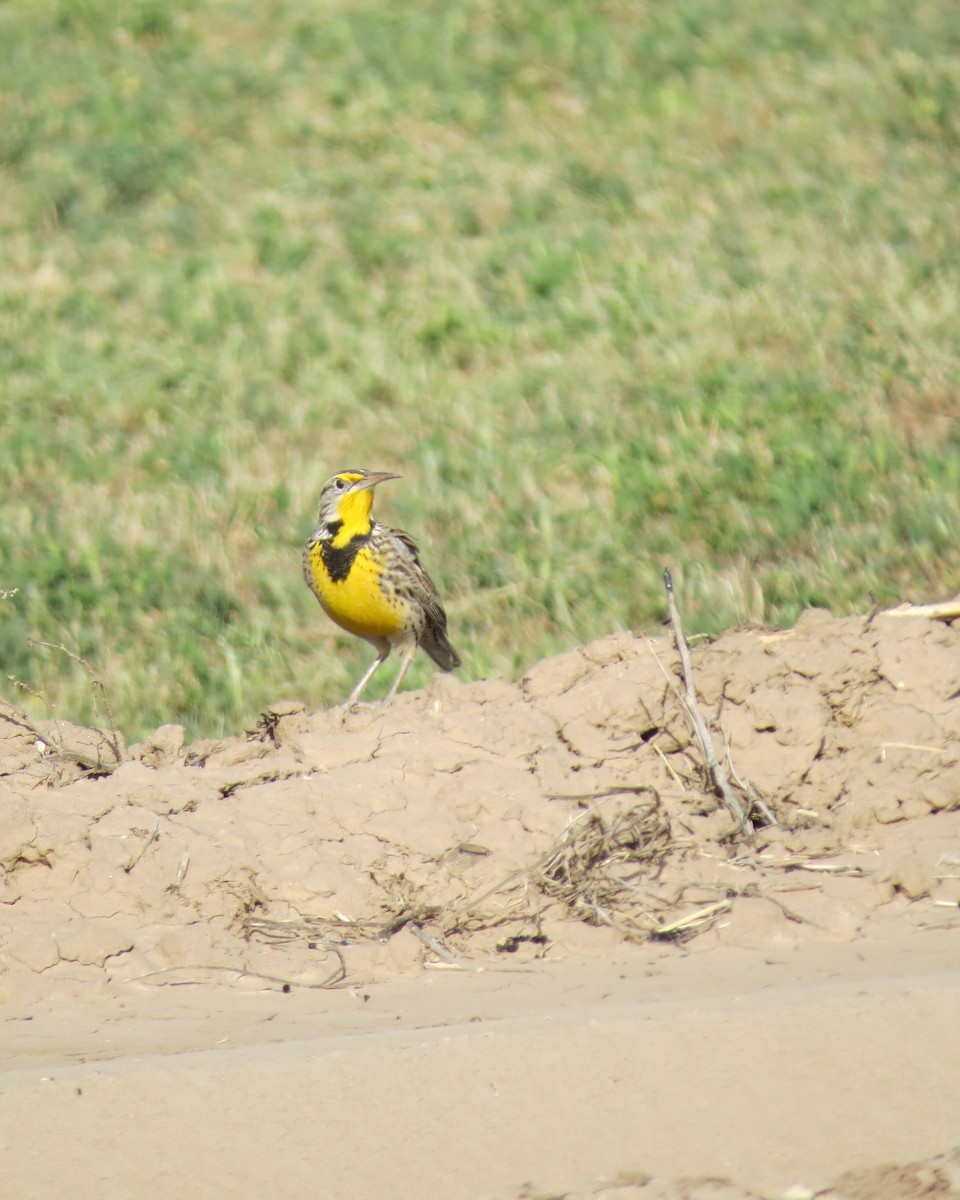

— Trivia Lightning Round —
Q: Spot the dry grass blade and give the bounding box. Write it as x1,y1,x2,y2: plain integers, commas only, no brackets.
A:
773,858,864,876
651,900,732,941
242,907,461,976
242,914,379,945
241,904,444,948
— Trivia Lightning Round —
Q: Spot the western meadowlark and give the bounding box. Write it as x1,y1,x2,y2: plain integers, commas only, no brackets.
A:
302,468,461,705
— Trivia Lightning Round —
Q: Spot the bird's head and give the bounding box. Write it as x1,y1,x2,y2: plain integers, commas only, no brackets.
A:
314,468,400,540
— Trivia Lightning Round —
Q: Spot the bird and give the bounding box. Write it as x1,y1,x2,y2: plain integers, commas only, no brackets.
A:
302,468,461,705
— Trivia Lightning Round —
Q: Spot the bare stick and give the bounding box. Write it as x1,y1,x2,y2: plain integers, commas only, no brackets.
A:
723,734,778,827
124,817,161,873
878,597,960,621
662,569,752,834
409,923,470,969
738,775,777,829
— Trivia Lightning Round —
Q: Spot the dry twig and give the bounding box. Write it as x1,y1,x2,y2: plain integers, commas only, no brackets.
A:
409,922,470,968
662,569,754,834
878,596,960,622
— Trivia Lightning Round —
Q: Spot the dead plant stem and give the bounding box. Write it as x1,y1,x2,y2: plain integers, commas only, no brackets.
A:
662,569,753,834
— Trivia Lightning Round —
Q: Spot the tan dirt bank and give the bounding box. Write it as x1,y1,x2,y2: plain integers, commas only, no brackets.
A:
1,607,958,1198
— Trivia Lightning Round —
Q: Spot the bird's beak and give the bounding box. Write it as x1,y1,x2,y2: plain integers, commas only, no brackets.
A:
355,471,400,491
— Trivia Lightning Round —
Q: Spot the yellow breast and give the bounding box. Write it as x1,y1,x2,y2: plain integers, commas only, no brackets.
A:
306,542,407,642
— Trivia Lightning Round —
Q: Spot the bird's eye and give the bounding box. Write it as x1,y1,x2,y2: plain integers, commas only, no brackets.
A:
334,478,346,491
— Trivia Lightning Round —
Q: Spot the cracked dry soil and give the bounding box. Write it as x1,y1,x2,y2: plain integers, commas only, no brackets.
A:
0,607,958,1199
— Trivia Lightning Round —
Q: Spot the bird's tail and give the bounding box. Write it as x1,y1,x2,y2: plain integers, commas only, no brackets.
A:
421,624,461,672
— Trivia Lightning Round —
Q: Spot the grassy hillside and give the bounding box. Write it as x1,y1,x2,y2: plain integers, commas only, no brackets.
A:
2,0,958,740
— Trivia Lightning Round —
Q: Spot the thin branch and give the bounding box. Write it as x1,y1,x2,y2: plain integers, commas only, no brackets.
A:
409,923,470,969
124,817,161,873
662,569,753,835
723,734,778,827
878,597,960,622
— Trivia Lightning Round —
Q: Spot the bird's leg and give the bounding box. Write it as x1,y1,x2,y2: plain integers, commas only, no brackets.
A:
386,641,418,698
346,646,390,705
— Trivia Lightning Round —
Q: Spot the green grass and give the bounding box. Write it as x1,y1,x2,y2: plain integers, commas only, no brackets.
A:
2,0,958,741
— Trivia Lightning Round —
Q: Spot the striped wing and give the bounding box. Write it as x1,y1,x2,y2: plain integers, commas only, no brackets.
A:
386,527,450,632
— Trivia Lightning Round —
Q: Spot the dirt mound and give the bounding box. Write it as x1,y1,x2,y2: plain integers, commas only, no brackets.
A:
0,607,957,1003
1,605,960,1199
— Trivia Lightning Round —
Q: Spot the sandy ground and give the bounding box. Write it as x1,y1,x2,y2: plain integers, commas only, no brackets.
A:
1,606,958,1198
